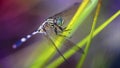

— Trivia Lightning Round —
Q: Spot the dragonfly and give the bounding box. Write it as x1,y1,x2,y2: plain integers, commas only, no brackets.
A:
12,3,83,64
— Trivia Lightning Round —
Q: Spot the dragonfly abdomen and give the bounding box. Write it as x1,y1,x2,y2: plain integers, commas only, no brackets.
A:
12,34,33,49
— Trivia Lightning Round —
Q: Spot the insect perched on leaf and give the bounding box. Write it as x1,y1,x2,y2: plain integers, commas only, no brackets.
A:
12,4,83,64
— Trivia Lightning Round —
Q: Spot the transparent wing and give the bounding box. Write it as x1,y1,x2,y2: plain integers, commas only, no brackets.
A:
62,38,84,54
44,33,70,64
45,33,84,64
44,31,83,64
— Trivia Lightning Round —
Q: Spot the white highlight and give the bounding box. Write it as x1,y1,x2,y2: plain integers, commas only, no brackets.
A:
21,38,26,42
27,35,31,38
32,31,38,35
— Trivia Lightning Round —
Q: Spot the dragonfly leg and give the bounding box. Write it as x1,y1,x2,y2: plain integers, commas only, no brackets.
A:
57,34,72,39
58,26,63,31
54,27,58,35
64,39,84,54
63,27,72,32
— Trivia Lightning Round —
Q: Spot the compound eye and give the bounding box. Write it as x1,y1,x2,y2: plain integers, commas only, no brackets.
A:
56,17,64,26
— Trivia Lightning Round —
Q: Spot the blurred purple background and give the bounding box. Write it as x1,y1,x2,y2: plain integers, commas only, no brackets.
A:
0,0,120,68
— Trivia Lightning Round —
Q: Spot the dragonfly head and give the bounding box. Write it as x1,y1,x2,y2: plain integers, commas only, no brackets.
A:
56,17,64,26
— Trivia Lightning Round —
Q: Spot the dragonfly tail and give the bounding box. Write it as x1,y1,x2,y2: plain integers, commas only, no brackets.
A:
12,34,34,49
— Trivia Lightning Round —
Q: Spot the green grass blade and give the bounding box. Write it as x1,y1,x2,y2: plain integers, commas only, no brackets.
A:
76,0,101,68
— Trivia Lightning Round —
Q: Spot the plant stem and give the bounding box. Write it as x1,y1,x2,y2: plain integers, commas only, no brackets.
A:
76,0,101,68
